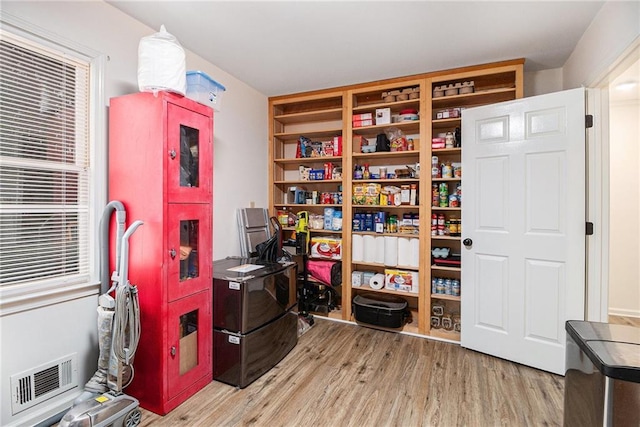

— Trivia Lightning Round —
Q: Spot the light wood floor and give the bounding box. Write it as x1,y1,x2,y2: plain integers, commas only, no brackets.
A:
139,318,567,426
609,314,640,327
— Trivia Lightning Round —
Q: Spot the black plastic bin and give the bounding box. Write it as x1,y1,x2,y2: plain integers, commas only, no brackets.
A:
352,293,410,329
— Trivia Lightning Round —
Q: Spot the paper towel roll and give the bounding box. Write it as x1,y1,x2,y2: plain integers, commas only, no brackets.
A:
375,236,385,264
384,236,398,266
370,273,385,290
363,235,376,263
397,237,411,267
410,238,420,268
352,235,364,262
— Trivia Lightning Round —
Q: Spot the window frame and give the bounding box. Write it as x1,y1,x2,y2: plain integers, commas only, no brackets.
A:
0,12,106,315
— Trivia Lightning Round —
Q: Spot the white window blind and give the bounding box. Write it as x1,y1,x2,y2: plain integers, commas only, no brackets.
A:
0,32,91,288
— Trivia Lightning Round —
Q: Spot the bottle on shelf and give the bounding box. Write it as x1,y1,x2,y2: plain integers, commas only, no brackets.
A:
354,165,363,180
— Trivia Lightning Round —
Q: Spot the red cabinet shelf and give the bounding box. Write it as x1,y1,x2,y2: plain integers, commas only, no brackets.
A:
109,91,213,415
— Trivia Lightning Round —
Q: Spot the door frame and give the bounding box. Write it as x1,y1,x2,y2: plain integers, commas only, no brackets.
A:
586,39,640,321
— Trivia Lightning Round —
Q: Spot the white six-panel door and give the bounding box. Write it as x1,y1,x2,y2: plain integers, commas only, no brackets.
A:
461,88,586,375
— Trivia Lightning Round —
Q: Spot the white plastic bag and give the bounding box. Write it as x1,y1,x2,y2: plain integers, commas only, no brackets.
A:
137,25,186,95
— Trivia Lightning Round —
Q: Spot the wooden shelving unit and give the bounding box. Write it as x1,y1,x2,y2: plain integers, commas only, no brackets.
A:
268,59,524,341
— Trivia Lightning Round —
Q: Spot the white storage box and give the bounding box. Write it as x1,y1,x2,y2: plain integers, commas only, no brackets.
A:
186,70,226,111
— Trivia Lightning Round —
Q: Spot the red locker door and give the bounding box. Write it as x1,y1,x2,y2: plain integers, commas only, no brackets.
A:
166,102,212,204
167,203,212,302
167,291,212,401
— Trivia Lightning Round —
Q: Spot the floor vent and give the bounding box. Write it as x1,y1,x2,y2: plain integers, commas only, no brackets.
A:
10,353,78,415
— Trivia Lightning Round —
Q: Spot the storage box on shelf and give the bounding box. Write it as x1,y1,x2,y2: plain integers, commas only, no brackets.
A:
186,70,226,112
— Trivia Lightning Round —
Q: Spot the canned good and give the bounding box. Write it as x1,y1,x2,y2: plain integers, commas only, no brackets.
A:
449,194,459,207
452,280,461,296
449,219,458,236
442,161,453,178
444,279,452,295
436,278,445,294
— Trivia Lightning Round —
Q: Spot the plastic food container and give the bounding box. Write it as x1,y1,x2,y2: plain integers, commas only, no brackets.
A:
186,70,226,111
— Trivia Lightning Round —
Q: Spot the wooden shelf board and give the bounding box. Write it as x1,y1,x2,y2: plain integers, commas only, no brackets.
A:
352,285,419,298
273,179,343,185
351,262,419,271
432,148,462,155
432,87,515,103
431,265,461,272
353,204,420,210
274,107,343,124
282,227,343,235
353,120,420,134
351,151,419,161
353,98,420,112
431,177,462,182
431,207,462,211
430,235,461,241
275,203,342,208
431,294,461,302
432,118,461,129
274,128,342,142
274,157,342,165
352,178,420,184
352,231,419,238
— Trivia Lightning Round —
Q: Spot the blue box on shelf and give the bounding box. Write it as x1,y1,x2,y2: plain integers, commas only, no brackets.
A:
186,70,226,111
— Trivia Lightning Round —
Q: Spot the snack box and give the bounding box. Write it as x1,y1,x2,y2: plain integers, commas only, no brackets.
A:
310,236,342,260
352,183,381,205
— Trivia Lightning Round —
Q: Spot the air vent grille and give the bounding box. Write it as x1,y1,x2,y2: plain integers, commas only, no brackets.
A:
10,354,78,415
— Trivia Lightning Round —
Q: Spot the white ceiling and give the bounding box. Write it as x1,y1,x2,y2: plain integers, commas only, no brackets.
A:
108,1,607,97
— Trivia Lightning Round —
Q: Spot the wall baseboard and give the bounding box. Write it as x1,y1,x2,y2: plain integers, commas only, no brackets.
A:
608,307,640,318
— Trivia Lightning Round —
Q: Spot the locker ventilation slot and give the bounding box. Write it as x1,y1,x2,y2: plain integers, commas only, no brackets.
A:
10,353,78,415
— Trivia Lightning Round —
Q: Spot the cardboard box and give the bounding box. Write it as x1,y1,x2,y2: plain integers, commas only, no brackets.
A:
352,183,381,205
375,108,391,125
353,136,370,153
310,236,342,260
179,331,198,375
384,269,419,293
352,112,373,121
353,119,374,128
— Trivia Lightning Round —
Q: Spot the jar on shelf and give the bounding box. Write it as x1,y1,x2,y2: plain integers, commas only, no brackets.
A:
445,132,455,148
442,161,453,178
431,156,440,178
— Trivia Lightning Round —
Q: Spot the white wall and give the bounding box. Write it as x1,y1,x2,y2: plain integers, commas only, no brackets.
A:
1,1,267,425
524,68,563,97
609,99,640,317
563,1,640,89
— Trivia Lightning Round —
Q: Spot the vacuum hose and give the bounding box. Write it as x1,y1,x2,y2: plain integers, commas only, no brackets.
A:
109,220,143,392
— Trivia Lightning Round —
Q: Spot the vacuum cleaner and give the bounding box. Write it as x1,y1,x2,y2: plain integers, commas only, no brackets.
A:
60,202,143,427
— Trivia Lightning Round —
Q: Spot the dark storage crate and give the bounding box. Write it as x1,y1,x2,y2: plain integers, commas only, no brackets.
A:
352,293,410,329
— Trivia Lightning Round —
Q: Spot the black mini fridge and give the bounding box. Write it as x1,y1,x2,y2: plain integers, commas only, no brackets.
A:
212,257,298,388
